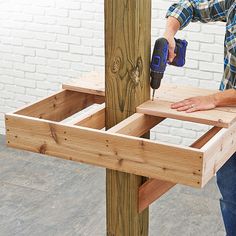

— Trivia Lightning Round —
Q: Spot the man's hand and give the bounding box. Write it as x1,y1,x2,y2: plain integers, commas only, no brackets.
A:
163,33,176,63
163,16,180,62
171,95,217,113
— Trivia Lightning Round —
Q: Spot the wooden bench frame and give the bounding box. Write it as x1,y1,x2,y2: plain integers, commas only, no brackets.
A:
5,80,236,213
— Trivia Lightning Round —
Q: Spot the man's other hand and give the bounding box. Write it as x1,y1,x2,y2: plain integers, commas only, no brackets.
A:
171,95,217,113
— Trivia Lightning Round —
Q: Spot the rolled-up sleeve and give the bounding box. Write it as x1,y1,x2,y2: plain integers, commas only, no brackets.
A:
166,0,226,30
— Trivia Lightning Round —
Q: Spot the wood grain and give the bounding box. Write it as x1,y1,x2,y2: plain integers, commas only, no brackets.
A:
62,75,236,118
65,103,105,130
62,72,105,97
157,84,236,113
105,0,151,235
6,114,204,185
105,2,151,127
139,179,174,213
14,90,104,122
202,122,236,186
137,100,236,128
108,113,164,137
138,125,221,213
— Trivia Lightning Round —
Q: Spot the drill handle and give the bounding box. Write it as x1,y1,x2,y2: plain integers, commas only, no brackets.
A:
169,38,188,67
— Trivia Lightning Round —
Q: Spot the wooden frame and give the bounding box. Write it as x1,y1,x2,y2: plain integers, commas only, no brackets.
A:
6,81,236,190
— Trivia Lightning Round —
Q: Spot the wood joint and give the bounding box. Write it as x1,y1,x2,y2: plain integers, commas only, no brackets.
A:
138,126,221,213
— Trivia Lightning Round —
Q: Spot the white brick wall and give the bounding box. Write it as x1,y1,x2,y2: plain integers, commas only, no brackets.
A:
0,0,226,146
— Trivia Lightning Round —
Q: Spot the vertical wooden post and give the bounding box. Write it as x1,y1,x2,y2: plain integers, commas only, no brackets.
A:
105,0,151,235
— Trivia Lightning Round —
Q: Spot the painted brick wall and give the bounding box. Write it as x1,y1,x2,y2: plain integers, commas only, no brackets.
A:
0,0,226,146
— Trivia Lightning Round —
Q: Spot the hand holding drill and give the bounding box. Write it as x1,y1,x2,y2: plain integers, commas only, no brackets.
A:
150,37,188,100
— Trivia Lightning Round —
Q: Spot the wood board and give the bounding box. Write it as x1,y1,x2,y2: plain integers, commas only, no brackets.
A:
6,113,203,187
137,100,236,128
62,72,105,96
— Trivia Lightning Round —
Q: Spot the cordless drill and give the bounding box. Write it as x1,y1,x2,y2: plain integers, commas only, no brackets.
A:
150,38,188,100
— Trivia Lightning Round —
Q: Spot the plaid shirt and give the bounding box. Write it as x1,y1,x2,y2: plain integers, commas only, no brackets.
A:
166,0,236,90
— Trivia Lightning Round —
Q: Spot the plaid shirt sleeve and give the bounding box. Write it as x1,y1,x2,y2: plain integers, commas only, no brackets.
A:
225,4,236,55
166,0,226,30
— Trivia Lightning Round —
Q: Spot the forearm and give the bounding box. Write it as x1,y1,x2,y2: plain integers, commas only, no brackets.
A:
164,16,180,37
163,17,181,62
166,1,226,31
213,89,236,107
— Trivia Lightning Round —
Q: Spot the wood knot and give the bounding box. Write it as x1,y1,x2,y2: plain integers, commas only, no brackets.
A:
39,143,47,154
140,140,145,147
111,56,121,73
129,57,143,87
129,68,140,86
105,140,109,147
49,124,59,144
220,144,223,151
117,158,124,166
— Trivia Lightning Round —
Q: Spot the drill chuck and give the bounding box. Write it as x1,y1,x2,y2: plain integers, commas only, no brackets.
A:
150,71,163,90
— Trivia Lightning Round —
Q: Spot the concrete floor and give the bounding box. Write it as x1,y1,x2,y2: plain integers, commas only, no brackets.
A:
0,135,225,236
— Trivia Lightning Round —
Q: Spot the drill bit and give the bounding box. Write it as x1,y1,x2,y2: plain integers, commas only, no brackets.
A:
152,89,155,101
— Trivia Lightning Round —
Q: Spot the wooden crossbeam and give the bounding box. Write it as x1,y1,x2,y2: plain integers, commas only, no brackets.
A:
138,126,221,213
14,90,105,122
139,179,174,213
65,103,105,129
108,113,164,136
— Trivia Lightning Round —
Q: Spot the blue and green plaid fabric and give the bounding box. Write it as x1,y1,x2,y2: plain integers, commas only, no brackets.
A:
166,0,236,90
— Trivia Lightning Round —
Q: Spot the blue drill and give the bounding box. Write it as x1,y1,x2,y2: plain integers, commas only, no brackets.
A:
150,38,188,100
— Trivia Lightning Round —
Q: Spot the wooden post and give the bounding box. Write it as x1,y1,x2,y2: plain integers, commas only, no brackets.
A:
105,0,151,235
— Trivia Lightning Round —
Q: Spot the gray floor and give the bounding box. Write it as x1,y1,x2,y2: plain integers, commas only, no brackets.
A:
0,135,225,236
